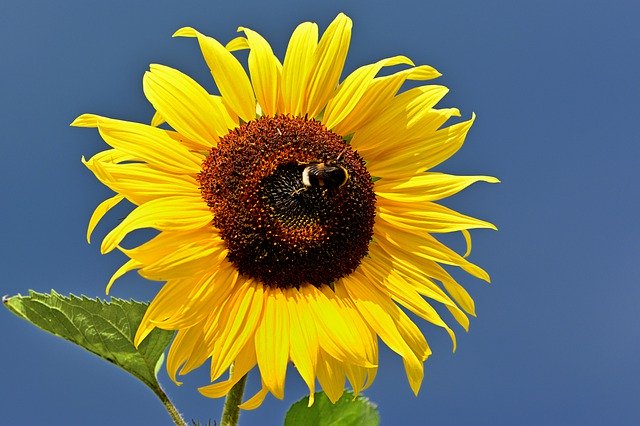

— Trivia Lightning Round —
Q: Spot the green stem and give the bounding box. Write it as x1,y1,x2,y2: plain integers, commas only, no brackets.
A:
155,384,188,426
220,371,248,426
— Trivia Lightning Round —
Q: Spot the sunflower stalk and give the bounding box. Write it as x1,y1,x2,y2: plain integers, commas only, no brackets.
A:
155,385,188,426
220,369,248,426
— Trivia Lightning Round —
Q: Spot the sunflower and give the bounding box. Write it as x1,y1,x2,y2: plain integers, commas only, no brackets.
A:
73,13,497,409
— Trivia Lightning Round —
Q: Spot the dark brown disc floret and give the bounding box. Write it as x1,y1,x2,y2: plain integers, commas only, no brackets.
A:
198,115,376,289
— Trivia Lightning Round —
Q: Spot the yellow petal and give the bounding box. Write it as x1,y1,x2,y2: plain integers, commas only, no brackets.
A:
82,158,200,206
461,229,472,258
225,36,249,52
316,350,346,403
323,56,413,130
342,273,424,394
281,22,318,115
420,261,477,316
199,337,257,398
367,114,476,178
173,27,256,122
143,64,228,148
208,281,264,382
150,110,164,127
395,308,431,361
134,277,197,345
105,258,141,295
166,325,206,385
239,385,269,410
303,13,352,118
70,113,102,128
374,173,500,203
122,227,218,265
94,114,203,174
301,285,374,368
286,288,318,402
368,247,470,330
360,259,457,349
100,195,211,254
374,222,491,282
351,85,450,155
86,194,124,244
139,237,225,281
377,201,497,234
238,27,282,117
255,288,290,399
332,64,439,136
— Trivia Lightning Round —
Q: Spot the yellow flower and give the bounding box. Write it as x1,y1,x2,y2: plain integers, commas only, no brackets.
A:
73,13,497,409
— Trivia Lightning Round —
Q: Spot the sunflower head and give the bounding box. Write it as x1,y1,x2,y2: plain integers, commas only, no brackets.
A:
74,12,497,409
199,115,376,288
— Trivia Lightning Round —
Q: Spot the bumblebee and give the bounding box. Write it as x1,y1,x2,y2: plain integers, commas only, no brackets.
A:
292,151,350,196
301,161,349,189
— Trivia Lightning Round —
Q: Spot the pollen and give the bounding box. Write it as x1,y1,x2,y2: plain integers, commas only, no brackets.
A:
198,115,376,288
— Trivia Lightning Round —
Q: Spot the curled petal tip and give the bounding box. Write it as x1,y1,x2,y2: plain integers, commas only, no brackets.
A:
173,26,197,38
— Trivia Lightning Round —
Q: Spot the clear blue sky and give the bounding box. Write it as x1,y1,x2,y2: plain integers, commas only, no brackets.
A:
1,1,638,425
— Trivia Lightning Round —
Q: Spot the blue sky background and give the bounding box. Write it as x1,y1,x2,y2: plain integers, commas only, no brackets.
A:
1,1,638,425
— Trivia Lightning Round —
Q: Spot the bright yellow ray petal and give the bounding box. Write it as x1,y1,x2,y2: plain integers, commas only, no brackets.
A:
100,195,211,254
199,337,257,398
210,94,239,130
151,275,220,331
281,22,318,115
372,252,470,330
105,258,142,294
150,110,164,127
82,148,135,164
285,288,318,404
238,26,282,117
395,309,431,361
331,283,378,366
350,85,450,155
173,27,256,122
239,385,270,410
360,258,457,349
367,114,476,178
374,173,500,203
225,36,249,52
170,266,240,337
138,237,225,281
303,13,352,118
93,115,203,174
322,55,413,130
341,273,424,394
420,260,478,316
316,350,346,403
134,277,198,346
122,227,218,265
208,280,265,382
143,64,229,148
82,158,201,207
461,229,472,258
86,194,124,244
166,325,205,385
374,221,491,282
255,287,290,399
377,200,497,234
301,285,374,368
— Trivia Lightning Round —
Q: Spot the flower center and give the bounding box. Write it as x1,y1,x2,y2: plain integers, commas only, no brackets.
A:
198,115,376,288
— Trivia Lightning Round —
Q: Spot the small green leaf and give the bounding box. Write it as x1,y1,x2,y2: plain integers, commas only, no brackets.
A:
3,290,173,391
284,391,380,426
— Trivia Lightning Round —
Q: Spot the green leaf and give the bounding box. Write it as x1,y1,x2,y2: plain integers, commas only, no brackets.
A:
3,290,174,391
284,391,380,426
